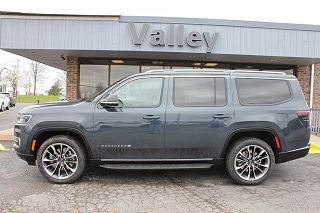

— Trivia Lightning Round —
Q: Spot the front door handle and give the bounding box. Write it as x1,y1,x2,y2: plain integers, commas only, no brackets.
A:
142,115,160,120
212,114,230,119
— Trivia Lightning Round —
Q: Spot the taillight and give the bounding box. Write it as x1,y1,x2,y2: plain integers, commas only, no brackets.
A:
297,111,310,120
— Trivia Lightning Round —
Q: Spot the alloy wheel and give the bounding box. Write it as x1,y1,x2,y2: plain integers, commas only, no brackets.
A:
234,145,270,181
42,143,78,180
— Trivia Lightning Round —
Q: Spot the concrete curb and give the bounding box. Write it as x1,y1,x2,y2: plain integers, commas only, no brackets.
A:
0,128,14,141
309,143,320,154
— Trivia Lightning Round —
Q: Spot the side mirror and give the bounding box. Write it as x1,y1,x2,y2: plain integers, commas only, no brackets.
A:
100,94,119,107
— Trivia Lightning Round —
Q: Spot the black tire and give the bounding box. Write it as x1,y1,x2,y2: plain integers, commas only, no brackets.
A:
0,103,3,112
6,105,9,110
226,137,275,185
37,135,86,184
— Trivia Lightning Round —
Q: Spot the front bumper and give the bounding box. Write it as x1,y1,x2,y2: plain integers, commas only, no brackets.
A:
277,145,310,164
14,124,36,165
15,150,36,165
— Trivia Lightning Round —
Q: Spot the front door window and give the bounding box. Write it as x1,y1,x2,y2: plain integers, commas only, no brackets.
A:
113,78,163,108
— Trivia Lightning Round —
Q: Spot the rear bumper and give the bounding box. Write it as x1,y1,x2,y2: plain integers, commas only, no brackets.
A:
277,145,310,164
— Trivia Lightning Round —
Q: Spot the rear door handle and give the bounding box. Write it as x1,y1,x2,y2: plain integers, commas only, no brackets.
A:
142,115,160,120
212,114,230,119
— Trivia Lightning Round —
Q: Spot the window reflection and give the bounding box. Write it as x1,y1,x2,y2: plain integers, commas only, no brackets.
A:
114,78,163,107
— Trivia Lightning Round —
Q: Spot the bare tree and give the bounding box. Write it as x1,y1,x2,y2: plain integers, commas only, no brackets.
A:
3,66,23,97
57,70,67,95
29,60,45,95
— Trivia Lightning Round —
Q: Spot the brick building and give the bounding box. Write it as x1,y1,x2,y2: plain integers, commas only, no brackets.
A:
0,12,319,107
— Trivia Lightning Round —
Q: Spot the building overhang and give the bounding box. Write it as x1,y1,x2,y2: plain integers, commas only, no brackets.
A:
4,49,320,71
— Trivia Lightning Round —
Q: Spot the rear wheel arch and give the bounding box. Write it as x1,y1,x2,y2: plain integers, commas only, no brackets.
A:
32,128,93,160
221,128,280,161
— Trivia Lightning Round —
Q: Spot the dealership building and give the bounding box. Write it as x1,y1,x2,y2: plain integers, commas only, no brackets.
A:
0,12,320,107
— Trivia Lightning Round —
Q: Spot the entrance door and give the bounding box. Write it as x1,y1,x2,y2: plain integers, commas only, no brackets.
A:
165,76,234,160
94,76,167,159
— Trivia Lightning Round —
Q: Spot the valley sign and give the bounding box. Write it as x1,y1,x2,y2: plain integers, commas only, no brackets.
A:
128,23,219,53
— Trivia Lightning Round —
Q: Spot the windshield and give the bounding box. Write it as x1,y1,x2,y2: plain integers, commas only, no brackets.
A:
86,78,125,102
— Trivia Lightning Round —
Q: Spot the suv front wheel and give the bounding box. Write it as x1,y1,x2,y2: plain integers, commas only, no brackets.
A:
226,137,275,185
37,135,86,184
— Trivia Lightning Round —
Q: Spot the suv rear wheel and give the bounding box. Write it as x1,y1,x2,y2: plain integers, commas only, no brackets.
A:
226,137,275,185
37,135,86,184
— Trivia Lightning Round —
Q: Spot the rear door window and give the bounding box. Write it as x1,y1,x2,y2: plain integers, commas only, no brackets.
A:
236,78,291,105
173,77,227,107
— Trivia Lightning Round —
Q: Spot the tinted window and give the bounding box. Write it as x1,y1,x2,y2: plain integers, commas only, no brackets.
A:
113,78,163,107
236,78,291,105
174,78,226,106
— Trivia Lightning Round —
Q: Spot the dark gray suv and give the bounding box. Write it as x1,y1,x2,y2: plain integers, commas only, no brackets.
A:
14,70,310,185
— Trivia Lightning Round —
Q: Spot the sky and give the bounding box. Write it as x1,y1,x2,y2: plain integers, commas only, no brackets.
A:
0,0,320,94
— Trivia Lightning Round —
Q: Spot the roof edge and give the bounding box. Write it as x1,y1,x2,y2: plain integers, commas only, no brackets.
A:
0,11,120,21
0,11,319,31
121,16,320,32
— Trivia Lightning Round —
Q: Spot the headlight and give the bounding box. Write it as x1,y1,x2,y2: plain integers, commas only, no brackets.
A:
17,115,32,124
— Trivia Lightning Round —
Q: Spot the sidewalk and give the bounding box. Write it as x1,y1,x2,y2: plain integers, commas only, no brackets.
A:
310,134,320,145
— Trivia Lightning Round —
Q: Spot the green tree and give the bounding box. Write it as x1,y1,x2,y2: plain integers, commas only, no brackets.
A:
47,81,62,96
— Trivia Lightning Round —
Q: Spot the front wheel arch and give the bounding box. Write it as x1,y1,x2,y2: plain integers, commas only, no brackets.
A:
32,128,94,161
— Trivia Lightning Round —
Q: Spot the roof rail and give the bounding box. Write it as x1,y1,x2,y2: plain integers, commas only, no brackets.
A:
231,70,286,75
145,69,226,73
145,69,286,75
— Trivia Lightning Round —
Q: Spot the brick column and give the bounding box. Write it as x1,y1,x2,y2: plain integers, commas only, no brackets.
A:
297,64,320,109
66,56,80,101
313,64,320,108
297,65,311,105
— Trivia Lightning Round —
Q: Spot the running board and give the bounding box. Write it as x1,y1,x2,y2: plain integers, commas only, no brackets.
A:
100,163,214,170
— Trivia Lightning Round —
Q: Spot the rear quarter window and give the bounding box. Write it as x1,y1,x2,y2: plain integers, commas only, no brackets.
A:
236,78,292,105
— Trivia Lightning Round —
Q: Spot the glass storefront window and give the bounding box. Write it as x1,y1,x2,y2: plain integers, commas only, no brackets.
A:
80,65,108,98
79,59,296,98
141,66,164,73
171,67,194,70
110,65,139,84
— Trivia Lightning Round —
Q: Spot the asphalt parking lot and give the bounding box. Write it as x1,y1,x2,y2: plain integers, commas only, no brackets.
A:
0,149,319,212
0,103,319,212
